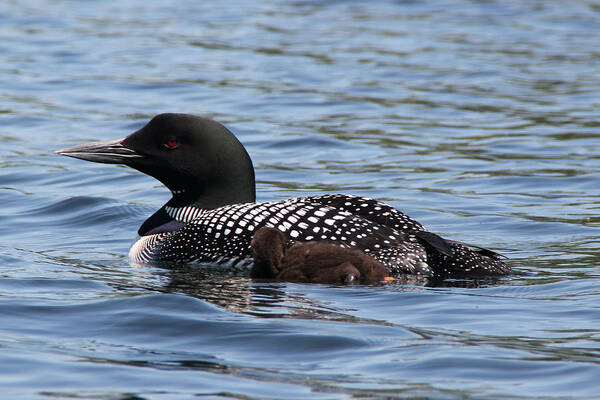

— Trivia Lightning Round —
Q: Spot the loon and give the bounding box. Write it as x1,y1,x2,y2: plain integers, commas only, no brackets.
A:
58,113,511,279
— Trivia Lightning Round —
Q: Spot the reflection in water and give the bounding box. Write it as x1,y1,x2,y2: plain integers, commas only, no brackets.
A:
165,265,265,313
160,263,507,315
163,265,350,316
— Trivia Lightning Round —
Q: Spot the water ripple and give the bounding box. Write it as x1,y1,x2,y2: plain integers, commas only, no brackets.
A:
1,0,600,398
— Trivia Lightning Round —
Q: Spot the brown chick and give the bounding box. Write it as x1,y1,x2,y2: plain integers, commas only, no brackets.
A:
251,226,386,284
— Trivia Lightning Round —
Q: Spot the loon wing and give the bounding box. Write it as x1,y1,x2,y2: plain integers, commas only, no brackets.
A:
446,240,507,260
305,194,455,257
302,194,426,232
414,231,453,257
304,195,509,274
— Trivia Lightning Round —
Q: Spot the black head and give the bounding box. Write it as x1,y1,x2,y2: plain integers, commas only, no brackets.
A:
58,113,256,209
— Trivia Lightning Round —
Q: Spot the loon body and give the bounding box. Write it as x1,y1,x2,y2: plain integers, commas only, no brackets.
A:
58,113,511,278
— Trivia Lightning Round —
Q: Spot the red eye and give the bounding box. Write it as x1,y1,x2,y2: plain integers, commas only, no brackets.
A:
164,139,180,149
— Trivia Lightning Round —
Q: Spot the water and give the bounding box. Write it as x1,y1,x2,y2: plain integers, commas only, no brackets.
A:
1,0,599,398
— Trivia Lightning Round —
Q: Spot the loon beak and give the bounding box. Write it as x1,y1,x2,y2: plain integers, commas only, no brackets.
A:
57,138,145,164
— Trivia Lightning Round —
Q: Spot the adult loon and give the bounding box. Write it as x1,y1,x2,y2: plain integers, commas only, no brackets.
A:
58,113,511,278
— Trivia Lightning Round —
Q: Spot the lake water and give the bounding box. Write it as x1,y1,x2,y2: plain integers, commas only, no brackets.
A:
1,0,599,399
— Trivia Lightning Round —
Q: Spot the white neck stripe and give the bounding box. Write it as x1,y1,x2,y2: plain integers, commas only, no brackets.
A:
164,205,204,222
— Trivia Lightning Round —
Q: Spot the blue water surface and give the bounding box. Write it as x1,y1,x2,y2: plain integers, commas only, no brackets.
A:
1,0,599,399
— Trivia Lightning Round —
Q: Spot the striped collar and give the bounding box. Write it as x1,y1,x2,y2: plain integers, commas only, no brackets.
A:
164,205,204,223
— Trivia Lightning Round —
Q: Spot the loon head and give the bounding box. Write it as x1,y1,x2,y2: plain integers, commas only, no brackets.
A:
58,113,256,209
